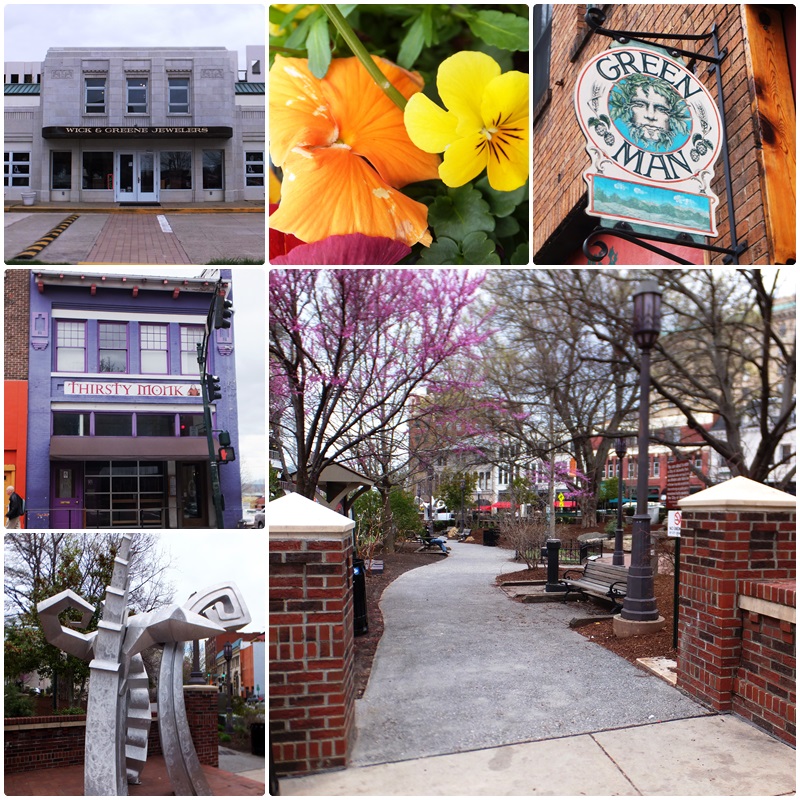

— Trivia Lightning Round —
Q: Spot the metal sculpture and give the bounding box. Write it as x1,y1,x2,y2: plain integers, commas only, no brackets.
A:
37,535,251,796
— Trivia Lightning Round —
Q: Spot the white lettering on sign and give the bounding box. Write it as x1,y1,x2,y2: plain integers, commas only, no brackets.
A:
64,381,201,397
574,46,722,237
667,509,682,538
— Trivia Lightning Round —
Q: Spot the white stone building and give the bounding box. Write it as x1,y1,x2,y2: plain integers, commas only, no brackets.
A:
4,46,265,204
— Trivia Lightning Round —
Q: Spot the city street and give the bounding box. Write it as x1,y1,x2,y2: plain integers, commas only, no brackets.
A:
4,211,264,264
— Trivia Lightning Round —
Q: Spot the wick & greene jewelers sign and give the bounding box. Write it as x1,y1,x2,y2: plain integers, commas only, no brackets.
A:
575,47,723,236
42,126,233,138
64,380,202,397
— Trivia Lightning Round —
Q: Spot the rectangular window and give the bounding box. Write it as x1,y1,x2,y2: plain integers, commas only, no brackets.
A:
95,413,133,436
85,77,106,114
168,77,189,113
56,320,86,371
5,152,30,187
51,151,72,189
180,325,204,374
533,4,553,114
99,322,128,373
653,458,660,478
137,414,175,437
202,150,223,189
82,152,113,189
53,412,89,436
127,76,148,113
140,324,168,373
244,151,264,186
24,73,32,84
159,151,192,189
179,413,206,436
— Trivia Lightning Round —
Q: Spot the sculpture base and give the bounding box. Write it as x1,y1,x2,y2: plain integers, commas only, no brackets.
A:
612,614,666,638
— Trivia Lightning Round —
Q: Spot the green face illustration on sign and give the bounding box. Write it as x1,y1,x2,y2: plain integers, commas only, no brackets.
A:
575,47,723,237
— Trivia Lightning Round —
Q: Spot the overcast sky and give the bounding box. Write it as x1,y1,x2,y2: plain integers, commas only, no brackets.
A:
4,2,265,74
52,267,266,484
160,530,265,631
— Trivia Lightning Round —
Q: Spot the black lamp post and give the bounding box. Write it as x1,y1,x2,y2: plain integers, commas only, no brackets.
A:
620,280,662,622
613,436,628,566
223,641,233,734
460,477,466,530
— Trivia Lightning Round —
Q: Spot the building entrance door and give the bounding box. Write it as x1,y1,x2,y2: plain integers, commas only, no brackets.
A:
51,464,83,528
115,152,159,202
178,462,209,527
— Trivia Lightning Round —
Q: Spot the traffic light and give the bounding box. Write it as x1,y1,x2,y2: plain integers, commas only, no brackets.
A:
218,430,231,447
213,293,234,329
218,445,236,463
205,374,222,402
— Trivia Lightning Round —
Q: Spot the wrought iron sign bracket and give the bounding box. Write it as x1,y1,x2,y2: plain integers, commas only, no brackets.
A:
583,223,748,266
584,8,726,66
581,8,747,264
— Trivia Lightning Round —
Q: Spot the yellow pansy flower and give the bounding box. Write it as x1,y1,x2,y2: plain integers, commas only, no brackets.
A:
404,51,529,192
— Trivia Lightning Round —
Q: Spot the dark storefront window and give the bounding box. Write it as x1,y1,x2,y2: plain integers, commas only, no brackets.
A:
137,414,175,436
5,152,30,187
94,413,133,436
202,150,224,189
53,412,89,435
160,151,192,189
83,152,113,189
51,152,72,189
179,413,206,436
99,322,128,372
245,151,264,186
533,4,553,115
85,460,165,527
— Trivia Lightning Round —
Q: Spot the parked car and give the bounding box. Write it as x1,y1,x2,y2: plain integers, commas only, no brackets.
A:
238,508,257,528
253,509,265,528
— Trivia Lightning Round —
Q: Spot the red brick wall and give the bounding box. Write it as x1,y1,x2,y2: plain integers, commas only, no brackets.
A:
677,507,796,724
4,716,87,773
270,532,355,776
184,687,219,767
733,580,796,747
3,268,30,380
534,4,776,263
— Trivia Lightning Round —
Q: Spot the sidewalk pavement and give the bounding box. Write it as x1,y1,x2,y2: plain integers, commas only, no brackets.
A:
219,745,266,785
5,200,265,213
280,541,796,796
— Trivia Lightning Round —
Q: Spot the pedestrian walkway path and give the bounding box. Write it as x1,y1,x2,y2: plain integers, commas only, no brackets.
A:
280,541,796,796
82,214,192,264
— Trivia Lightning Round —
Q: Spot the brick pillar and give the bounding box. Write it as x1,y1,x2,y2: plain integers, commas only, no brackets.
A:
184,685,219,767
269,492,355,776
676,477,796,711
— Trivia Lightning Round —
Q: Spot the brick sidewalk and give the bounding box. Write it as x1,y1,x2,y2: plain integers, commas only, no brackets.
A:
84,214,192,264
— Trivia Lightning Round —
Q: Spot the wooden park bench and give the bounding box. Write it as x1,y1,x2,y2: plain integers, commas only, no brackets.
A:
561,561,628,613
413,532,450,555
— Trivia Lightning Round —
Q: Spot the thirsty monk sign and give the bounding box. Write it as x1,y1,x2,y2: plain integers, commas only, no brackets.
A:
575,47,722,236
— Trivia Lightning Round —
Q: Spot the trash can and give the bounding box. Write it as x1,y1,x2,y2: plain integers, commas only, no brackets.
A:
251,721,265,756
353,557,368,636
483,528,499,547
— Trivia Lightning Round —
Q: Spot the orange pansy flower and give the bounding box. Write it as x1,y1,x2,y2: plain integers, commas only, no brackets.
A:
269,55,441,247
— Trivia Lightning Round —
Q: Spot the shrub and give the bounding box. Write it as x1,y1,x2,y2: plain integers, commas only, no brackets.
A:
219,732,232,743
499,516,548,568
4,685,34,718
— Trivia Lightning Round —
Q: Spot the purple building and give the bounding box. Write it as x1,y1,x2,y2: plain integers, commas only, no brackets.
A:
25,268,242,528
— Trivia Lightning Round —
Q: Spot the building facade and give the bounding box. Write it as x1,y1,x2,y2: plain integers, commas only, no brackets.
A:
5,46,265,204
24,269,242,529
533,4,795,264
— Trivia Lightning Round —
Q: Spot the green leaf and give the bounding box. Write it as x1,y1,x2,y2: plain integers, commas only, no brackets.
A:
475,176,527,217
428,185,495,243
284,13,315,50
418,237,461,265
466,9,530,52
510,243,530,265
397,15,426,69
461,231,500,265
493,215,520,239
307,14,332,78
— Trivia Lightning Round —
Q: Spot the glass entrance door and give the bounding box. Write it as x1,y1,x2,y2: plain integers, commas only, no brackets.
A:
115,152,159,202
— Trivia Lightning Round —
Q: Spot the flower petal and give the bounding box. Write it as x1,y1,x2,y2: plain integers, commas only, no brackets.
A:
485,115,529,192
270,147,432,247
481,71,529,127
321,57,440,188
438,133,489,188
404,92,459,154
270,233,410,265
269,56,337,167
437,51,501,136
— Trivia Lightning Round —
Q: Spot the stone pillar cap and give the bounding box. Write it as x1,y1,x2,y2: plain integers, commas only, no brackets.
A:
678,476,797,511
269,491,355,534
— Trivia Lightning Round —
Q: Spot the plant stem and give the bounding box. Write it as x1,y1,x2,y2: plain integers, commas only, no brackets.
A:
321,4,407,110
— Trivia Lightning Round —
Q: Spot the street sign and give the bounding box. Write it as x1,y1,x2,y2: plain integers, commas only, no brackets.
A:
557,492,565,508
666,459,692,508
667,509,682,538
575,46,723,236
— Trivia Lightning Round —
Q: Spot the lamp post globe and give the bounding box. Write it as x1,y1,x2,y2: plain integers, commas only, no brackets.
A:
619,280,663,627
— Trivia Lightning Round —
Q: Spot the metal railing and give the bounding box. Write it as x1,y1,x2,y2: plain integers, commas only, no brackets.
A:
518,538,604,566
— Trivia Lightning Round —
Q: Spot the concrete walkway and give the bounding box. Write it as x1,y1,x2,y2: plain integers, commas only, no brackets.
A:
281,541,797,796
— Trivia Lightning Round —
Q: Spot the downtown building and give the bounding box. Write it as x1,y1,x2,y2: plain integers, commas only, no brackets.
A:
4,45,265,204
19,268,242,529
533,4,795,264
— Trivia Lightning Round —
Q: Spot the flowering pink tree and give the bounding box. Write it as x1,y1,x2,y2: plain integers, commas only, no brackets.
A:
269,269,489,503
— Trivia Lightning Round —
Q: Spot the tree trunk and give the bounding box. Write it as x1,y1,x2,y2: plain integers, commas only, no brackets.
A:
380,487,395,553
